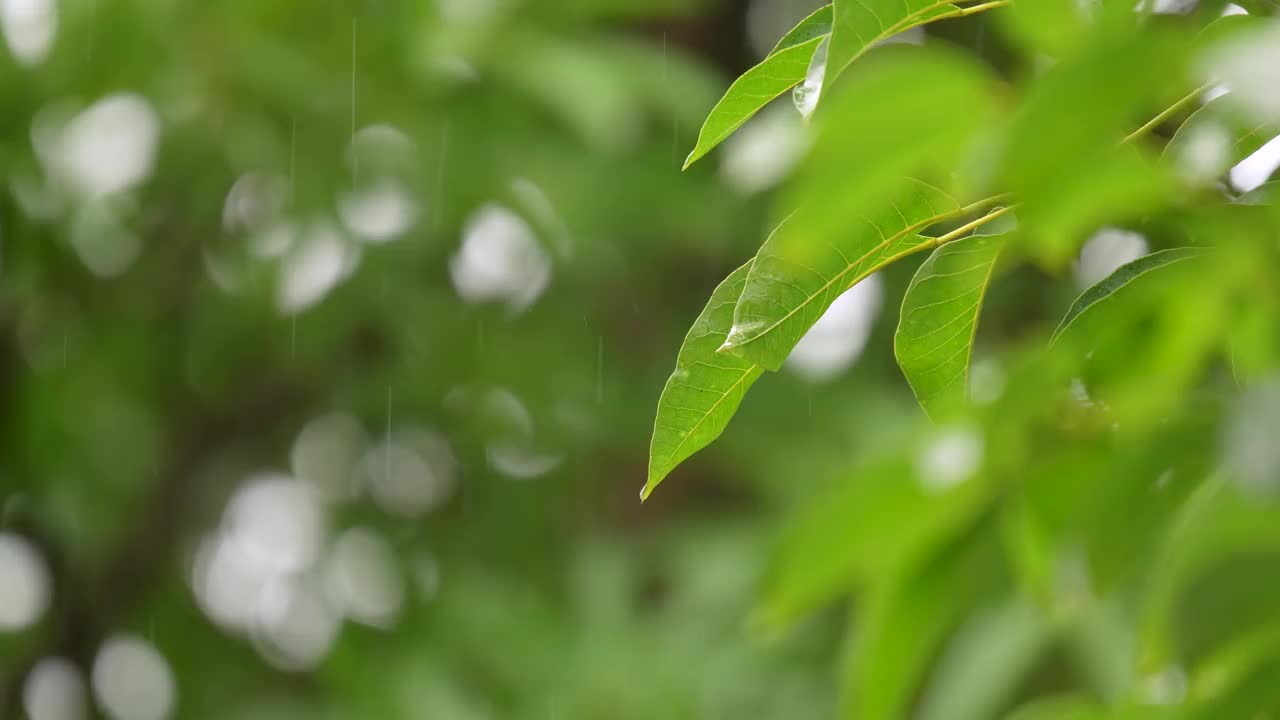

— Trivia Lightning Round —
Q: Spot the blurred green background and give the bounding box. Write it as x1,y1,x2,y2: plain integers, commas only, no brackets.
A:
3,1,1280,719
0,1,884,717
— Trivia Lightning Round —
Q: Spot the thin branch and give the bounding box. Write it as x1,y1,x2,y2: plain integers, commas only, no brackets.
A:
1123,83,1213,145
933,205,1016,248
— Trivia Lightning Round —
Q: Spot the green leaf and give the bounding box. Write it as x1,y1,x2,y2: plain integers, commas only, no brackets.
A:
895,233,1006,418
643,261,764,500
681,5,832,169
823,0,961,96
1051,247,1215,345
722,182,986,372
770,3,834,54
842,532,1003,720
793,44,998,227
721,46,999,370
1164,94,1280,186
999,32,1187,263
760,439,992,626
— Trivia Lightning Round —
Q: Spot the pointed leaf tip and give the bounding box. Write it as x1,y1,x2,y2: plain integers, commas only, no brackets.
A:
646,261,763,496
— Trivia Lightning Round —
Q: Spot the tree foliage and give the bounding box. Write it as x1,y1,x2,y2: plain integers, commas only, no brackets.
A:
650,1,1280,717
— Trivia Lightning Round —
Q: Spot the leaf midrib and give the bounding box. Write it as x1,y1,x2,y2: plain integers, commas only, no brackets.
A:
721,196,997,354
826,0,968,91
647,365,760,491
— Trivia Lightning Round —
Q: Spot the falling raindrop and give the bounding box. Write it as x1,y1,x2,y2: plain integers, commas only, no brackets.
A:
596,336,604,404
434,121,450,232
350,17,358,184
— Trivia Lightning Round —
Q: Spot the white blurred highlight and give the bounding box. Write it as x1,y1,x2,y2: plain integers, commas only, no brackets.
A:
785,274,882,381
1,0,56,66
24,657,87,720
91,635,176,720
325,527,404,628
0,532,51,631
917,426,984,493
1230,134,1280,193
1074,228,1148,290
449,204,551,315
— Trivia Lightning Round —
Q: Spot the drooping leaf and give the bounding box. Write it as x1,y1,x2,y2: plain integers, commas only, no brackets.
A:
643,261,763,500
1050,247,1215,345
842,531,1003,720
822,0,962,97
681,5,832,169
721,46,999,370
895,233,1006,418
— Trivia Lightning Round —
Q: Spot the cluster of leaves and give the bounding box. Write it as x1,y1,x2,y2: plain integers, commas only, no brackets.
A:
649,1,1280,717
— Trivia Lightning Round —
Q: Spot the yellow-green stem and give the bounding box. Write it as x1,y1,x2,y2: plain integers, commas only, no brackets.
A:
1123,83,1213,145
